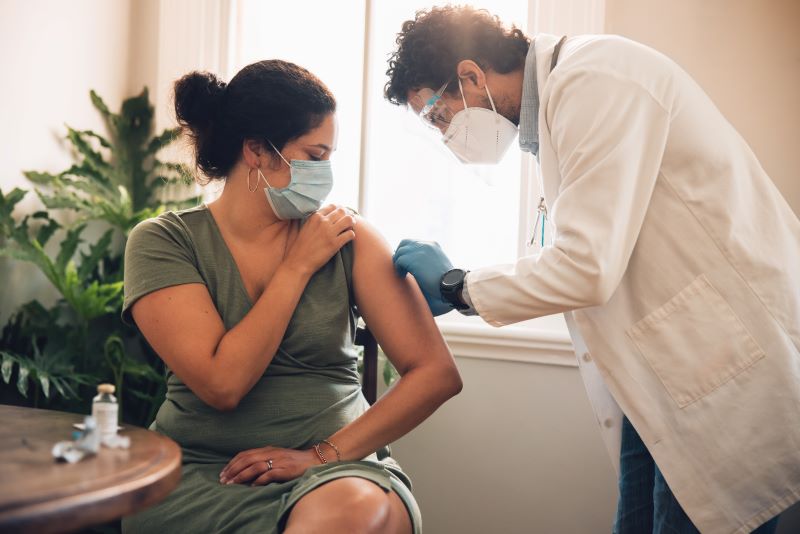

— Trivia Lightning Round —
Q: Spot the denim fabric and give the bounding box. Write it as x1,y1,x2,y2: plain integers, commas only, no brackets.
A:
614,417,780,534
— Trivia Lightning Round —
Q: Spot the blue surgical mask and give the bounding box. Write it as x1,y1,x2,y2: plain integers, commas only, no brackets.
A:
259,141,334,220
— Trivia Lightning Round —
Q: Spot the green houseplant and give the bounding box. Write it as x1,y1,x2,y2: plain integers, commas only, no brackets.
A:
0,88,200,426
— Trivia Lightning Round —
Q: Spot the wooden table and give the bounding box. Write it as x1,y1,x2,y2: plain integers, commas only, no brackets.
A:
0,405,181,533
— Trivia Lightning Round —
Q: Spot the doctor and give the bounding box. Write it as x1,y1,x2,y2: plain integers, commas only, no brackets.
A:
384,6,799,534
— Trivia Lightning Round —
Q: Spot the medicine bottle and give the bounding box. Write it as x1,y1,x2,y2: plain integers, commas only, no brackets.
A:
92,383,118,440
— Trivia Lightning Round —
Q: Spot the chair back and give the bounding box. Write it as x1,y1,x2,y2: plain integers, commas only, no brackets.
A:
355,327,378,404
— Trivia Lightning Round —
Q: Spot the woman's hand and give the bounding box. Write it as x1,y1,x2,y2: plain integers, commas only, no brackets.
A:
284,204,356,276
219,446,320,486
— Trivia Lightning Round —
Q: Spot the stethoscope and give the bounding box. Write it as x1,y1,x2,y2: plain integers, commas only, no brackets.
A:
529,196,548,247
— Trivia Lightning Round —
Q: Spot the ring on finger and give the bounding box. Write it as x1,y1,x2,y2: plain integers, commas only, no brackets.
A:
267,459,273,472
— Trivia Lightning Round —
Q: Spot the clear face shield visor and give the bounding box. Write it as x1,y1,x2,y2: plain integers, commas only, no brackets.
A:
408,80,462,141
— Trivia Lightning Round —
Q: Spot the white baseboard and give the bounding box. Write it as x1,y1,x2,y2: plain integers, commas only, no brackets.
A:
439,322,577,367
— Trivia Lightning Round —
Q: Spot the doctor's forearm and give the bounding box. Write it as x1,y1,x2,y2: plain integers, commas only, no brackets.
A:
466,246,621,325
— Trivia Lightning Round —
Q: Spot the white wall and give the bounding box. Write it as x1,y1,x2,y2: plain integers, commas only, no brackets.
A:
605,0,799,216
389,353,618,534
128,0,160,99
0,0,133,324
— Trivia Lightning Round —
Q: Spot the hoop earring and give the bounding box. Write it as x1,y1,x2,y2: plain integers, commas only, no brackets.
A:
247,167,258,192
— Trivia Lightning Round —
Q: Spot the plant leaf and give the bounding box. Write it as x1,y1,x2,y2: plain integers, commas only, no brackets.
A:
38,373,51,399
35,216,61,246
127,388,157,402
55,224,85,272
65,276,123,320
103,334,125,367
0,245,36,264
78,228,113,280
16,363,30,397
90,90,111,117
1,353,13,383
382,354,400,387
146,128,180,155
1,87,182,421
78,129,112,149
123,359,163,381
61,163,114,192
0,234,61,290
1,187,27,207
58,175,110,198
66,126,111,174
35,189,86,212
24,171,59,186
49,376,68,398
153,161,194,182
0,188,27,225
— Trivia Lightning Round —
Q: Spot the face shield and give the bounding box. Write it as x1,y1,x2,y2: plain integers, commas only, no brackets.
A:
408,78,519,165
408,80,461,142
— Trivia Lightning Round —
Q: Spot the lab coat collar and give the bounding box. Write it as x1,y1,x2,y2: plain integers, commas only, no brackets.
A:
518,33,563,158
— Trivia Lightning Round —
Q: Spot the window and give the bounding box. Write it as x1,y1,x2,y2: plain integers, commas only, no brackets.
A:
231,0,367,209
232,0,527,265
362,1,528,273
226,0,598,334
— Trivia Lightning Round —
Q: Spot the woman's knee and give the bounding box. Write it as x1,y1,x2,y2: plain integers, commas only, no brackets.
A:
334,478,392,530
286,478,392,534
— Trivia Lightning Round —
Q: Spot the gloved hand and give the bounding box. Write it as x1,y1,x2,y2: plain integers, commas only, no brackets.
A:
392,239,454,316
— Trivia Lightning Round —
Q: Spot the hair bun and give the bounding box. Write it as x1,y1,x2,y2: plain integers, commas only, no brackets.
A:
174,71,226,132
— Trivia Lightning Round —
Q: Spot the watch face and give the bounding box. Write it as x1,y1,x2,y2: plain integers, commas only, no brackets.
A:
442,269,465,288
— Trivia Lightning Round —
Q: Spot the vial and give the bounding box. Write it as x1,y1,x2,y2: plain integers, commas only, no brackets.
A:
92,383,118,441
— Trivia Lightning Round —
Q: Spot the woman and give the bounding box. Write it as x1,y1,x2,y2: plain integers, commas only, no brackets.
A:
121,59,462,534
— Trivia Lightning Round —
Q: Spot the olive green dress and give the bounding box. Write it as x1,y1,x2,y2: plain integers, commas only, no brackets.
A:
121,205,420,533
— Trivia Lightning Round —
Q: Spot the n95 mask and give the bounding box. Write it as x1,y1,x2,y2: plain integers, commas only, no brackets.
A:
443,79,519,165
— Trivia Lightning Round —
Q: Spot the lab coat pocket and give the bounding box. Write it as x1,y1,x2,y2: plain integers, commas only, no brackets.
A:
626,275,765,408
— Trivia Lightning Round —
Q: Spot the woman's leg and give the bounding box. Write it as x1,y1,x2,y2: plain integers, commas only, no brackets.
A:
283,477,412,534
614,416,656,534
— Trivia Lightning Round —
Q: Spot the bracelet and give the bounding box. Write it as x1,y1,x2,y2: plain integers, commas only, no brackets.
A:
321,439,342,462
313,443,328,464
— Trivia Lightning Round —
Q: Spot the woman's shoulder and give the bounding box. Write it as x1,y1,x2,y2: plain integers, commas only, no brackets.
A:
127,205,209,251
131,204,209,232
123,206,209,325
350,215,389,262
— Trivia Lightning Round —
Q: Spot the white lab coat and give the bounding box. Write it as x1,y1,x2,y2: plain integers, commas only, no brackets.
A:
466,34,800,534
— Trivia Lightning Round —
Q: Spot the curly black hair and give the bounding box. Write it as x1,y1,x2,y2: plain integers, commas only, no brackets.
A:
384,5,530,106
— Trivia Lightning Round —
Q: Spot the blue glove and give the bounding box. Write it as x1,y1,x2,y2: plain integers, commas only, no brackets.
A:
392,239,454,316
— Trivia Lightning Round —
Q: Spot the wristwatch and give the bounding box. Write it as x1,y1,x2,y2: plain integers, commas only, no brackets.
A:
440,268,470,311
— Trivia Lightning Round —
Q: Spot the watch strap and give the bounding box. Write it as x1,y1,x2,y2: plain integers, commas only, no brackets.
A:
440,269,470,310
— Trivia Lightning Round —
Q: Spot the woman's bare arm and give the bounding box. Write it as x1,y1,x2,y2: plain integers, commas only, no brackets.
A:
130,206,355,411
219,217,462,485
324,216,463,460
